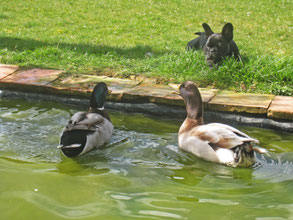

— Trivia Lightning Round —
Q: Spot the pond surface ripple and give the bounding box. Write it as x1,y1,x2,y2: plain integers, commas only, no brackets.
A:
1,98,293,220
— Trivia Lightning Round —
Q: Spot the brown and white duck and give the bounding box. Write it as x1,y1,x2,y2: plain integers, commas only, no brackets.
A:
57,82,114,157
178,81,267,167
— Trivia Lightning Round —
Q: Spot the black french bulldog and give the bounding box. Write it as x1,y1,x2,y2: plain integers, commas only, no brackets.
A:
187,23,241,67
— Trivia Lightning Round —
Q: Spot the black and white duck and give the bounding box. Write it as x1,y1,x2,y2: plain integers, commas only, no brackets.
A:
178,81,267,167
58,82,114,157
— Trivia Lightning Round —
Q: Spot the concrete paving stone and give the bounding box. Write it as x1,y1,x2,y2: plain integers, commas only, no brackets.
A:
268,96,293,120
58,75,141,101
152,94,184,106
56,77,216,105
59,75,139,89
168,83,180,90
122,83,216,107
122,83,178,103
0,64,19,79
199,89,218,104
2,68,63,85
208,92,274,114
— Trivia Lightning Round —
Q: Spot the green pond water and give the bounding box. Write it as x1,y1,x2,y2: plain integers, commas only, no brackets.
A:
1,97,293,220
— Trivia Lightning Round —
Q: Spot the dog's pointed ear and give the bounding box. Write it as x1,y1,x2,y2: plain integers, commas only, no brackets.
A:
222,23,233,42
202,23,214,38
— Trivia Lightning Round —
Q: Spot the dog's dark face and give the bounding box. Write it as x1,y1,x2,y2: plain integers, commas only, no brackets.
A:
202,23,234,66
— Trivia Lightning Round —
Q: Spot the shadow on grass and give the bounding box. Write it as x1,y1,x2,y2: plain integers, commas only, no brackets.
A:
0,36,175,60
240,54,250,64
0,15,9,19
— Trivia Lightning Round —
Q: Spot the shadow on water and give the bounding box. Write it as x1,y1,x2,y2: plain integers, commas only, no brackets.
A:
0,36,174,60
56,156,110,176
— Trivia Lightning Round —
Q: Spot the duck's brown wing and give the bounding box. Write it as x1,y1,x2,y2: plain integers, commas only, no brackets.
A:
194,123,258,149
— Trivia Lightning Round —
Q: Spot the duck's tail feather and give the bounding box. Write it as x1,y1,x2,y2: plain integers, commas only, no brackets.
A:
59,130,91,157
234,143,256,167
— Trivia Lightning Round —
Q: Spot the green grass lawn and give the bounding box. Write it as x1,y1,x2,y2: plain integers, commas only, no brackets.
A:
0,0,292,95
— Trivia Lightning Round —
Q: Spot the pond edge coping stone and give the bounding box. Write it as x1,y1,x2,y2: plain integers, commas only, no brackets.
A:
0,65,293,122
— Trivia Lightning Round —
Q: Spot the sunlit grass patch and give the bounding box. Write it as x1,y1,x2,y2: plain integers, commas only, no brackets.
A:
0,0,292,95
